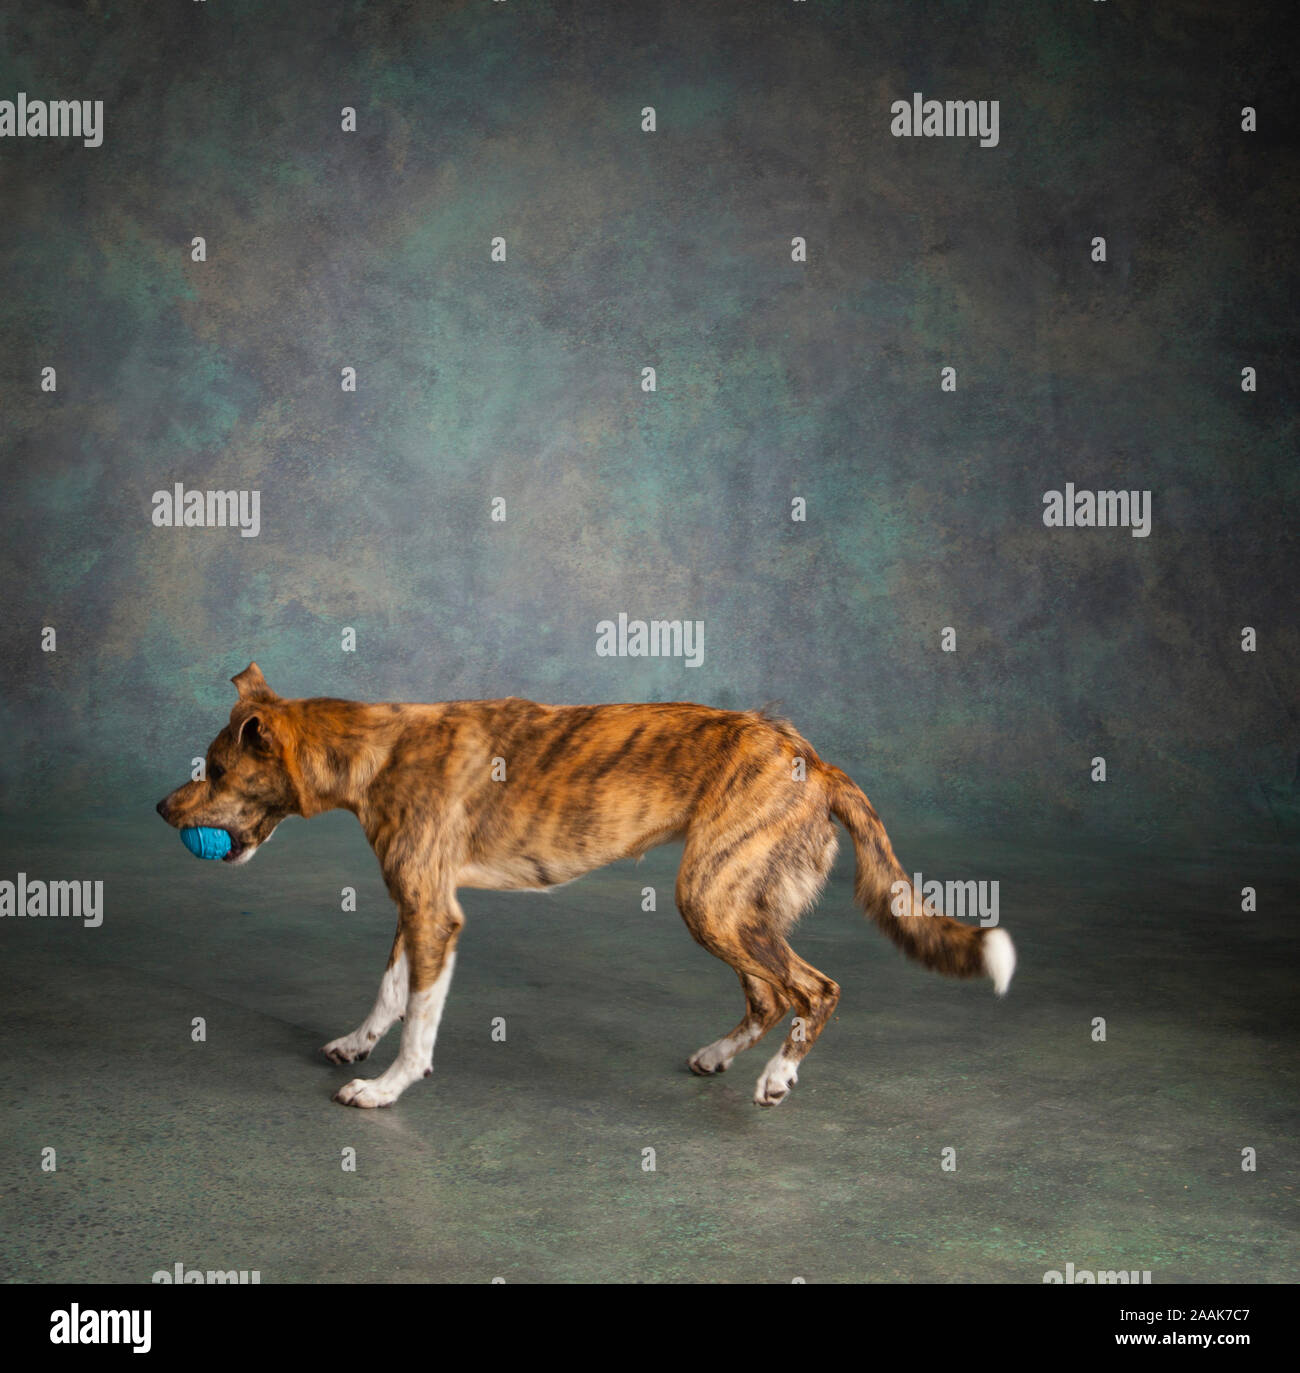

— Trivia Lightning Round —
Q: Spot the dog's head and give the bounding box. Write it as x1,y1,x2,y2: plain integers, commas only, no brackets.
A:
155,663,300,865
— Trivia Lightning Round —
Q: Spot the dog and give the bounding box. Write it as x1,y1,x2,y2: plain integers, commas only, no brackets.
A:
156,663,1015,1108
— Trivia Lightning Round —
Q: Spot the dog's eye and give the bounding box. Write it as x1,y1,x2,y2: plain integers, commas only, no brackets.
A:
209,764,225,782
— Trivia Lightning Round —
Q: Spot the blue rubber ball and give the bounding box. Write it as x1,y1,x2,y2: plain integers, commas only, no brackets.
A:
180,826,232,860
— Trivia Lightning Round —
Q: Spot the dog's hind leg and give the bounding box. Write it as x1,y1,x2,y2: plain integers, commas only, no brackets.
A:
682,914,839,1107
333,894,464,1108
322,924,406,1065
750,950,840,1107
677,783,840,1106
688,972,788,1076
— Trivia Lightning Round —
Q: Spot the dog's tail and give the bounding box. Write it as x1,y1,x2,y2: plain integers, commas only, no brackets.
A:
825,766,1015,994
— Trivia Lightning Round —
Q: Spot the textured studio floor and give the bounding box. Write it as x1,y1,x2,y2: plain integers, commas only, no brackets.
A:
1,810,1296,1284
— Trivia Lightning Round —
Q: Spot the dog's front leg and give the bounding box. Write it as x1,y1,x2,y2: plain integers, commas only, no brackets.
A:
322,925,406,1065
333,896,464,1109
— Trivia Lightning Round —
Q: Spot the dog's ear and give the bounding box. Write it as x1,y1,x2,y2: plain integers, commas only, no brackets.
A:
237,711,275,755
231,662,278,703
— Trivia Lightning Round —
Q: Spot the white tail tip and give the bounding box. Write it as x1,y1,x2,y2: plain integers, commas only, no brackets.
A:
983,928,1016,996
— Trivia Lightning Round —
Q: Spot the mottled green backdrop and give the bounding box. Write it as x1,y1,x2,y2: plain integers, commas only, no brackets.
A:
1,0,1295,842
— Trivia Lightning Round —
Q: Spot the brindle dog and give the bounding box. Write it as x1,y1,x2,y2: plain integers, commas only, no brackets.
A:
157,664,1015,1108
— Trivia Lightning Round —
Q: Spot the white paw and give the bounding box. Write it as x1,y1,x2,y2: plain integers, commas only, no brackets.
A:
754,1054,799,1107
688,1041,735,1075
333,1076,401,1108
322,1031,377,1065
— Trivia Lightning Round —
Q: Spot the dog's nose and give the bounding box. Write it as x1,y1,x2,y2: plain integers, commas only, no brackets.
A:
156,799,169,818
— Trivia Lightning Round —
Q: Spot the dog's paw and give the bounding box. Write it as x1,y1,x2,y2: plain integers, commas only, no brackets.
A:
333,1076,399,1108
688,1044,733,1075
753,1055,799,1107
322,1032,375,1065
